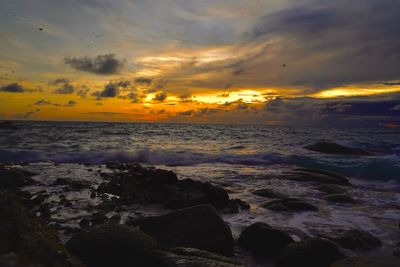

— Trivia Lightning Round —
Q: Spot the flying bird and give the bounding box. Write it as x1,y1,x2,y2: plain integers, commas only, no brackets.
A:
94,33,103,38
38,27,43,31
282,64,286,68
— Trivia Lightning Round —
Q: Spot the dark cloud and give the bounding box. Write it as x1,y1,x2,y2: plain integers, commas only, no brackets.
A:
34,99,55,106
152,91,168,102
135,77,153,85
178,108,220,117
93,80,131,98
65,100,77,107
0,83,25,93
64,54,126,75
50,78,69,85
248,0,400,89
55,83,75,94
77,85,90,97
14,109,40,119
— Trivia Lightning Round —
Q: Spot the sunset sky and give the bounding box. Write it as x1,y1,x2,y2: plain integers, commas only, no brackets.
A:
1,0,400,126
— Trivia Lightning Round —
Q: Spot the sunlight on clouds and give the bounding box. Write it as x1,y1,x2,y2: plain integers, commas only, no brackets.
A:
315,87,400,98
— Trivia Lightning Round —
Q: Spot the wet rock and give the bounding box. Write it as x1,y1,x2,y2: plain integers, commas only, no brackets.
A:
0,165,36,192
318,184,347,194
288,168,350,185
319,229,382,251
304,142,372,156
53,178,90,191
137,204,235,256
253,188,287,199
324,194,356,204
393,249,400,258
278,237,346,267
38,203,52,219
79,218,91,228
224,198,250,213
238,222,294,258
262,198,318,212
109,214,121,224
156,247,243,267
331,256,400,267
0,193,83,267
97,164,236,211
91,212,108,225
66,224,163,267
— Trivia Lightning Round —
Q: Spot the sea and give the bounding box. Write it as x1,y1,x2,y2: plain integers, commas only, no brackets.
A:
1,121,399,261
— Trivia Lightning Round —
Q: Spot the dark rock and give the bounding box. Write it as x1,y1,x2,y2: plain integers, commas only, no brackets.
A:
262,198,318,212
331,256,400,267
288,169,350,185
318,184,347,194
0,166,36,192
324,194,356,204
224,199,250,213
97,164,234,210
90,191,96,198
156,247,243,267
53,178,90,191
91,212,107,225
319,229,382,251
253,188,286,199
304,142,372,156
138,204,234,256
38,203,52,219
0,193,83,267
393,249,400,258
238,222,294,258
66,224,162,267
79,218,91,228
109,214,121,224
278,237,346,267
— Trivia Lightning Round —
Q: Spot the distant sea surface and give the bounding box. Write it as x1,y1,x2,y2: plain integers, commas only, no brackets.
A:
1,121,400,182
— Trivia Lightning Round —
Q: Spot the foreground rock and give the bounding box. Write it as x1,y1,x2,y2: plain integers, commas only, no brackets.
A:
278,238,346,267
238,222,294,258
331,256,400,267
320,229,382,251
262,198,318,212
66,224,242,267
135,204,235,256
97,163,246,212
0,193,83,267
0,165,36,192
304,142,372,156
66,224,162,267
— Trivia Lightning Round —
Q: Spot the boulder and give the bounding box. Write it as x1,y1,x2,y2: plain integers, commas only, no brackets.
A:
278,238,346,267
262,198,318,212
324,194,356,204
0,166,36,192
304,142,372,156
97,164,236,210
253,189,286,199
320,229,382,251
0,193,83,267
137,204,234,256
331,256,400,267
66,224,162,267
238,222,294,258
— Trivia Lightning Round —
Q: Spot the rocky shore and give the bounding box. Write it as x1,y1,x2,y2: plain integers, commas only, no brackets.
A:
0,163,399,267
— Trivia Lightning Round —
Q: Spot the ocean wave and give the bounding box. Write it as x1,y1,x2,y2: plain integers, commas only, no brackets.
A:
0,149,287,166
1,149,399,182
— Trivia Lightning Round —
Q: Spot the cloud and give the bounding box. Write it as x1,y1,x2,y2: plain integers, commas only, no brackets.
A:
34,99,55,106
64,54,126,75
50,78,69,85
93,80,131,98
178,107,220,117
77,85,90,97
14,109,40,119
152,91,168,102
0,83,25,93
65,100,77,107
135,77,152,85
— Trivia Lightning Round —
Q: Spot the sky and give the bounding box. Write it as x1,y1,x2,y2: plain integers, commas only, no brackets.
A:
0,0,400,126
